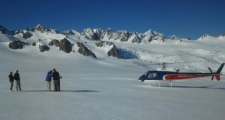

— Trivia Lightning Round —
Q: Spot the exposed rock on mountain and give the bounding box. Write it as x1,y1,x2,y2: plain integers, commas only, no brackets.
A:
39,45,50,52
141,30,165,42
59,38,72,53
8,40,25,49
34,24,58,33
14,30,22,34
146,36,153,42
62,29,80,36
107,44,121,58
144,29,162,36
184,37,191,40
32,42,36,46
102,28,114,39
49,39,60,47
93,28,103,39
80,28,141,42
81,28,100,40
218,33,225,37
95,41,120,58
114,30,129,41
78,28,170,43
22,32,32,39
152,35,164,42
35,24,46,32
95,41,104,47
108,42,114,46
168,35,191,41
129,33,140,43
0,25,8,34
76,42,97,59
169,35,180,40
200,34,212,39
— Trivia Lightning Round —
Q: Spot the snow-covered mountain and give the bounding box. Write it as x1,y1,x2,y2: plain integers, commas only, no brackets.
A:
0,24,224,60
80,28,168,43
33,24,59,34
0,24,225,120
0,25,8,34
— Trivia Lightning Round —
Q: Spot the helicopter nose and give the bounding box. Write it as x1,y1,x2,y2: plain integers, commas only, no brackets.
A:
138,75,144,80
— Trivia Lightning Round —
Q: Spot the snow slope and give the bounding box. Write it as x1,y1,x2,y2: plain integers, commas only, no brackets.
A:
0,31,225,120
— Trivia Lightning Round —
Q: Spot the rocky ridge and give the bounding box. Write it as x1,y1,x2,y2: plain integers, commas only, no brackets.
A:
1,24,225,59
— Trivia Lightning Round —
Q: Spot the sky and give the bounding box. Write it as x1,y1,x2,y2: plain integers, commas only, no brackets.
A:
0,0,224,39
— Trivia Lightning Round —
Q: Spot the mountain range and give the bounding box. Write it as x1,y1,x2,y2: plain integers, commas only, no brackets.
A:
0,24,224,60
1,24,224,41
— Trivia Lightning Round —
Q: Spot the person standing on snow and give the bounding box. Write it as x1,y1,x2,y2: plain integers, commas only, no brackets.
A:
52,69,60,92
45,70,52,91
58,74,61,91
8,72,14,92
14,70,22,91
58,72,62,91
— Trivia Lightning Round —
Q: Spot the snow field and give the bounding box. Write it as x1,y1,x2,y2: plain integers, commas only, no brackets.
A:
0,31,225,120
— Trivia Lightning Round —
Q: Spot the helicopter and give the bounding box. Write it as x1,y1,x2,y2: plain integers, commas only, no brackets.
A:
138,62,225,87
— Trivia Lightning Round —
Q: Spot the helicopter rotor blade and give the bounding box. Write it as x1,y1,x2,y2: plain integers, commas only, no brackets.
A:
149,61,200,65
208,67,214,81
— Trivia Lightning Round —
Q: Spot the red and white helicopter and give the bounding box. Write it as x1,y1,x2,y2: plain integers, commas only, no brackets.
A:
138,62,225,87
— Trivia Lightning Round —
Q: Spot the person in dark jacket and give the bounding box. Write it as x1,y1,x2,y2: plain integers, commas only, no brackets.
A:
45,70,52,91
52,69,60,91
58,73,61,91
14,70,22,91
8,72,14,92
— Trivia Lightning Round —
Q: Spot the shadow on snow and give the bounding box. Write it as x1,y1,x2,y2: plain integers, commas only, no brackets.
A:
22,90,101,92
118,49,138,59
162,85,225,90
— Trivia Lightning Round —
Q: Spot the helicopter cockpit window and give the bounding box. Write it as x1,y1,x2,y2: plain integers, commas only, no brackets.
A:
148,72,157,78
144,72,148,76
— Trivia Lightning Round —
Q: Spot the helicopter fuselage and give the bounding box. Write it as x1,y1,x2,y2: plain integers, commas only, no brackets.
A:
138,70,221,81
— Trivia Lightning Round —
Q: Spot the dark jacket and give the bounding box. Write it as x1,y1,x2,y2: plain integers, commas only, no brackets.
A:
52,71,60,80
45,71,52,81
14,73,20,81
8,75,14,82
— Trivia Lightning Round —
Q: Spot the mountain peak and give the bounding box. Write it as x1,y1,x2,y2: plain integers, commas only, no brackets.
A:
0,25,8,34
33,24,58,33
35,24,43,27
144,29,162,36
169,35,180,40
218,32,225,37
200,34,212,39
106,28,113,31
62,29,80,36
35,24,45,30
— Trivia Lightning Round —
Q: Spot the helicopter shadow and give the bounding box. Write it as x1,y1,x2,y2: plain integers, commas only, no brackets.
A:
163,85,225,90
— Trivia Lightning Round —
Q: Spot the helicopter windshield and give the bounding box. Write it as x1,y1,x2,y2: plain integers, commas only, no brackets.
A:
143,72,148,76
